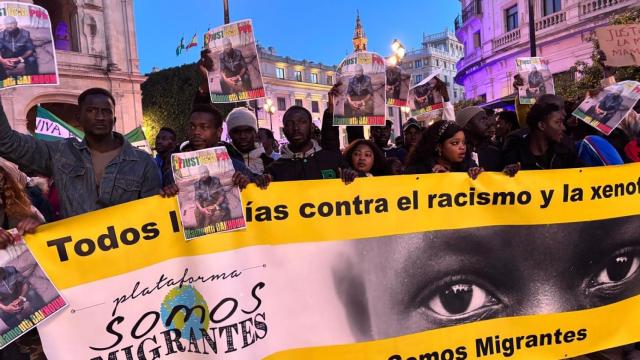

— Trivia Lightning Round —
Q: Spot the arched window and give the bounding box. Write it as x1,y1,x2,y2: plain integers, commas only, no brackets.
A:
34,0,80,52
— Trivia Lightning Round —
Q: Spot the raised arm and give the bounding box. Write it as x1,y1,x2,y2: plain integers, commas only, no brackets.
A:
0,101,55,176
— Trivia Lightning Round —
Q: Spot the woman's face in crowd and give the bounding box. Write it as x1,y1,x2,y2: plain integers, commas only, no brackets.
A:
347,216,640,340
439,131,466,164
351,144,375,173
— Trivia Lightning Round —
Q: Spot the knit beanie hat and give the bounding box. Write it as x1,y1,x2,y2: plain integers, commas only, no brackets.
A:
226,107,258,132
455,106,485,128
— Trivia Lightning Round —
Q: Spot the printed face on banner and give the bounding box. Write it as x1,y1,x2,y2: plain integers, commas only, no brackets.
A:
516,57,555,105
333,52,386,126
333,216,640,342
408,72,449,117
171,147,246,240
573,80,640,136
0,2,59,90
0,238,66,349
204,19,265,103
385,64,410,107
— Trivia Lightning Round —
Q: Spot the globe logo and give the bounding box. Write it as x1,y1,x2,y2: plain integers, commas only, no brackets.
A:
160,285,210,340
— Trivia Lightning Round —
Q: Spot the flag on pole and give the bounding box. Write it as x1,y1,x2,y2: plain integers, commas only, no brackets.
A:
186,33,198,50
176,36,185,56
34,106,84,141
124,126,152,154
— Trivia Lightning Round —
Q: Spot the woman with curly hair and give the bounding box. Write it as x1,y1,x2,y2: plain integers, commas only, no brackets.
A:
0,158,45,360
342,139,388,177
0,158,42,250
405,120,483,179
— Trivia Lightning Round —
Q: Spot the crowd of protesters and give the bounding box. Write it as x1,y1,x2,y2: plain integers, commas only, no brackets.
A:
0,67,637,358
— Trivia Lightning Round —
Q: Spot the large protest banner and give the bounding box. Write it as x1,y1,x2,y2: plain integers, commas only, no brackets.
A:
204,19,265,103
333,51,386,126
0,2,58,90
29,164,640,359
595,24,640,67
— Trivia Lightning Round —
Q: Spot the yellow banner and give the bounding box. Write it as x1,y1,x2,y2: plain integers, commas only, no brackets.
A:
26,164,640,359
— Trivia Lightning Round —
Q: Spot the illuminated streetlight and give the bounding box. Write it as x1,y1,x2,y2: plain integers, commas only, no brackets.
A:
391,39,401,52
391,38,406,64
263,98,276,131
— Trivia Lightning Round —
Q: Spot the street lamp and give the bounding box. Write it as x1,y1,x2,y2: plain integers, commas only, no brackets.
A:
263,98,276,131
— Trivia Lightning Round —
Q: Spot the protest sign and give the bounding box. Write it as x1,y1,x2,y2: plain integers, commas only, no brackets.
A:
0,234,65,349
573,80,640,135
28,164,640,359
385,63,410,107
408,72,449,117
515,57,555,105
595,24,640,67
171,147,246,240
333,51,386,126
204,19,265,103
0,2,58,90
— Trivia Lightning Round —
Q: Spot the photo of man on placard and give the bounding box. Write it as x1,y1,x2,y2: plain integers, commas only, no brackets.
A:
0,16,38,80
344,64,374,117
218,37,252,95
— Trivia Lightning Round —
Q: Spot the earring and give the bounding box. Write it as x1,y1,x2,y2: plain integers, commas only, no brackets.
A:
436,148,442,157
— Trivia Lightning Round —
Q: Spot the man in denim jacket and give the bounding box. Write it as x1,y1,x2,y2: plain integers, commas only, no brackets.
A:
0,88,161,219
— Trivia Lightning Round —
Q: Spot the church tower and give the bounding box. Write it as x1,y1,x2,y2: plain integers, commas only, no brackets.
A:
352,10,368,52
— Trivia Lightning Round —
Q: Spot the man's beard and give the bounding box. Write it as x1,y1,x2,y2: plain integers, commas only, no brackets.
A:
8,28,19,37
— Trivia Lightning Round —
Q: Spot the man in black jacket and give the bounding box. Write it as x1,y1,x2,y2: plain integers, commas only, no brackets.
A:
503,103,582,170
266,106,357,183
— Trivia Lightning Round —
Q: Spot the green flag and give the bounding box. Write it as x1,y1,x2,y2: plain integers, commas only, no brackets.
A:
125,126,152,154
176,36,185,56
34,106,84,141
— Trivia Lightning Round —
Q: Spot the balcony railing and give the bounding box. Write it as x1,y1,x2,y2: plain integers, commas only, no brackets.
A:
535,11,566,31
580,0,629,17
492,28,521,50
462,0,482,23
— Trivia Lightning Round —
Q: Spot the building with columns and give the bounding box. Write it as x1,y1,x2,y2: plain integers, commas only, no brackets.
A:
454,0,634,105
2,0,144,134
254,46,336,141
